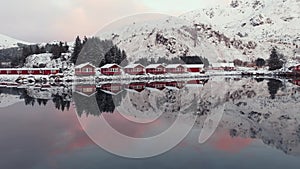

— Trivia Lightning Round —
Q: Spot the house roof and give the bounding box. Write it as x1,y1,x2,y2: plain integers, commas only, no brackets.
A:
165,64,183,68
124,64,144,69
145,64,164,69
75,62,96,69
211,63,235,68
100,63,120,69
184,64,204,68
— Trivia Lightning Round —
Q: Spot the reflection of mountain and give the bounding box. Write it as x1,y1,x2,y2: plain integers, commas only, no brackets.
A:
74,78,300,156
0,85,72,111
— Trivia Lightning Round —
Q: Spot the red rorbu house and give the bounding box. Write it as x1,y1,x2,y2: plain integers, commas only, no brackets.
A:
125,82,146,93
146,81,166,91
166,81,185,90
124,64,145,75
75,62,96,76
100,64,122,76
0,68,59,75
165,64,186,74
184,64,204,73
75,84,97,97
100,83,123,95
145,64,166,75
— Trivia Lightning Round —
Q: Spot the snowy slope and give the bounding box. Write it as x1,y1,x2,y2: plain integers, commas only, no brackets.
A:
97,16,232,63
180,0,300,60
0,34,29,49
96,0,299,63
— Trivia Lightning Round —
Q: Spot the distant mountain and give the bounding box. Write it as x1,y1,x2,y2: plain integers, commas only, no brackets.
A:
97,0,299,63
0,34,29,49
180,0,300,61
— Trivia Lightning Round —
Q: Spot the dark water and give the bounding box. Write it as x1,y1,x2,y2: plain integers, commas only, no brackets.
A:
1,77,300,169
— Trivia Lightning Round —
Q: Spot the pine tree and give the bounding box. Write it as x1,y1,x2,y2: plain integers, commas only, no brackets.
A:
71,36,82,64
268,48,283,71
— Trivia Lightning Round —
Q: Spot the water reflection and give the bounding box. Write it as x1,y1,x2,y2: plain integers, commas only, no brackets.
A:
1,77,300,159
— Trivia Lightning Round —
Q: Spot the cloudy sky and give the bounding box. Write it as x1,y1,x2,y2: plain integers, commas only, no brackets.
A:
0,0,226,43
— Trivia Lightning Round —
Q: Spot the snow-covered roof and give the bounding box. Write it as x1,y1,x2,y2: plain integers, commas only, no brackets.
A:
145,64,164,69
0,68,59,71
124,64,144,69
184,64,204,68
165,64,183,68
75,62,96,69
211,63,235,68
100,64,120,69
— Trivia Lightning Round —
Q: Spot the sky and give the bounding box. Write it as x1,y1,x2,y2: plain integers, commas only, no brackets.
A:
0,0,226,43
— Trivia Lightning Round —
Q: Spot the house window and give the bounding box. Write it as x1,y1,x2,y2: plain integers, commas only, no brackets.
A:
135,68,142,72
84,68,92,72
110,68,119,72
83,88,93,93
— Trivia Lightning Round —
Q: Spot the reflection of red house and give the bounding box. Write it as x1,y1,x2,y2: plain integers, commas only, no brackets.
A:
146,64,166,75
125,82,146,93
75,84,97,97
124,64,145,75
75,63,96,76
292,79,300,86
166,81,185,89
100,64,122,76
184,64,204,73
186,79,206,87
146,81,166,90
0,68,59,75
165,64,186,74
100,83,123,95
292,64,300,72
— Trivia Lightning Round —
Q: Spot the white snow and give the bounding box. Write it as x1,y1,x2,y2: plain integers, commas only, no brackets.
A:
0,34,29,49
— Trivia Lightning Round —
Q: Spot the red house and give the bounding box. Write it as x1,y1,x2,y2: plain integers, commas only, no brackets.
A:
75,63,96,76
100,64,122,76
146,64,166,75
165,64,186,74
184,64,204,73
0,68,59,75
166,81,185,89
124,64,145,75
125,82,146,93
100,83,123,95
146,81,166,91
75,84,97,97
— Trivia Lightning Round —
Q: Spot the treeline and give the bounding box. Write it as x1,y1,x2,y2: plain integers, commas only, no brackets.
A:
233,48,286,71
71,36,128,67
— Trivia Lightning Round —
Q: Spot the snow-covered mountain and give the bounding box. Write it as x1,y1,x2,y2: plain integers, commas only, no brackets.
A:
0,34,29,49
97,16,226,63
180,0,300,61
97,0,299,63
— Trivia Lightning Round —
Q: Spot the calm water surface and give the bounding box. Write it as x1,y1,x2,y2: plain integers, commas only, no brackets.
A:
1,77,300,169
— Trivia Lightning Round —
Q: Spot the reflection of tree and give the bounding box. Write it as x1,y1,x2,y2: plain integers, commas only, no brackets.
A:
267,79,283,99
74,88,127,117
52,93,70,111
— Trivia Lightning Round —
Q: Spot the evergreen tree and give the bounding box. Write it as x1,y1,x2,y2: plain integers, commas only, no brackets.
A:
268,48,283,71
256,58,266,67
71,36,82,64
